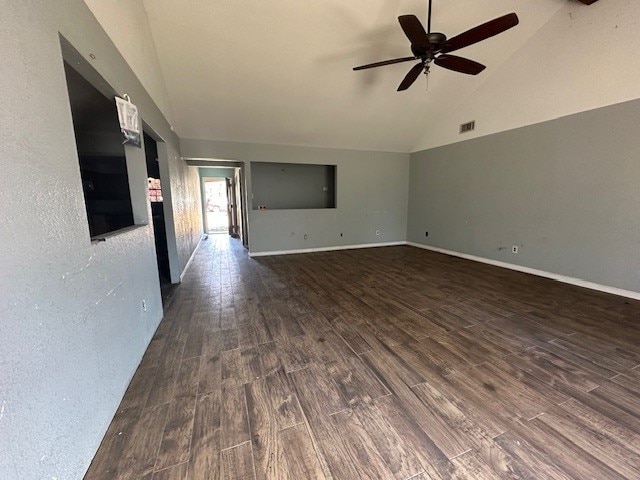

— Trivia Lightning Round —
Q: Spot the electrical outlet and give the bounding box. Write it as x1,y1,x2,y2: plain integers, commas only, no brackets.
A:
425,231,429,237
512,245,519,254
376,229,380,236
142,300,147,312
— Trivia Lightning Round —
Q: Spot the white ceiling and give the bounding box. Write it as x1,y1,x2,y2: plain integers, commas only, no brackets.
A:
88,0,640,152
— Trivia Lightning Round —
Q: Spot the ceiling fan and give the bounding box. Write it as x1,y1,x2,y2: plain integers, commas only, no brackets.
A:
353,0,519,91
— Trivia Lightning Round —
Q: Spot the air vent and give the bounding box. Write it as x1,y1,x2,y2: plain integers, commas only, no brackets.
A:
459,121,475,134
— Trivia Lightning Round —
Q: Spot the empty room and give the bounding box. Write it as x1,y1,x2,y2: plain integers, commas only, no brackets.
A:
2,0,640,479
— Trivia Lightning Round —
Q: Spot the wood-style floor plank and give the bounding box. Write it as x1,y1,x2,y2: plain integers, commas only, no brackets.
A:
329,409,398,479
220,384,250,451
84,407,140,480
85,237,640,480
353,403,425,479
187,392,220,480
245,376,290,480
278,424,327,480
155,396,197,471
515,416,627,479
220,442,255,480
115,404,170,479
537,406,640,478
152,462,188,480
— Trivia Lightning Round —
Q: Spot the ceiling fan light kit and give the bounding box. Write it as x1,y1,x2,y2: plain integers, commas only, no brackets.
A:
353,0,519,91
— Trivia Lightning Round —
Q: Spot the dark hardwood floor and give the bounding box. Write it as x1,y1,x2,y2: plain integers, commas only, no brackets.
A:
85,236,640,479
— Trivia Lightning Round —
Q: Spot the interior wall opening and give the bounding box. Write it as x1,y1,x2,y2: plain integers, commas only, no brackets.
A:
143,132,171,289
190,160,248,249
200,166,246,247
63,60,135,238
203,177,229,234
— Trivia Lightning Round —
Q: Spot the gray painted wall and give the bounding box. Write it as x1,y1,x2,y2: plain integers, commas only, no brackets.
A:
182,139,410,253
0,1,199,478
200,167,235,178
408,98,640,293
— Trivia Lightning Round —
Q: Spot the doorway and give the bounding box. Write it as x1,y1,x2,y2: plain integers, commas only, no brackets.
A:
143,132,171,288
192,162,248,248
203,177,229,234
200,167,246,245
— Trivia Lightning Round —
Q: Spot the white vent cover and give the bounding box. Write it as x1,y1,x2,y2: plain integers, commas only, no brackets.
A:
459,121,475,134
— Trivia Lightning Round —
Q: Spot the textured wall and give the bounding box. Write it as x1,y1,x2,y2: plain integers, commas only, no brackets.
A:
0,1,190,478
172,159,203,276
181,139,410,254
158,142,203,282
408,98,640,293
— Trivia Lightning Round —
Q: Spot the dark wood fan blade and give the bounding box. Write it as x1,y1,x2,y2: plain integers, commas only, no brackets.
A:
397,63,424,91
434,54,486,75
353,56,416,71
578,0,598,4
442,13,519,54
398,15,429,48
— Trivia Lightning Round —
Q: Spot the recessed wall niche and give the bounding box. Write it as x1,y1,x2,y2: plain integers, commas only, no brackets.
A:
251,162,336,210
63,60,135,237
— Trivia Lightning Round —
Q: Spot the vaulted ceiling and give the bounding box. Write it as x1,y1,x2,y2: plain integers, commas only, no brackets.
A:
86,0,640,152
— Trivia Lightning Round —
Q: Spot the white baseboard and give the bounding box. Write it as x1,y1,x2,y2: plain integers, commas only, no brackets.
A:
406,241,640,301
247,238,640,300
179,235,206,282
249,241,407,258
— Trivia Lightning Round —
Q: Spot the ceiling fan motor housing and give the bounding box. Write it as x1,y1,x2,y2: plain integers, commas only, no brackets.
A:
411,32,446,59
428,32,447,49
411,33,447,57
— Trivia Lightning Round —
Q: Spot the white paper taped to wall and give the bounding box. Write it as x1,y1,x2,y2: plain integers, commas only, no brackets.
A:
115,94,141,147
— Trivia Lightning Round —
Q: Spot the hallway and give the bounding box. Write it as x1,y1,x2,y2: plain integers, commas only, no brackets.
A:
86,237,640,479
